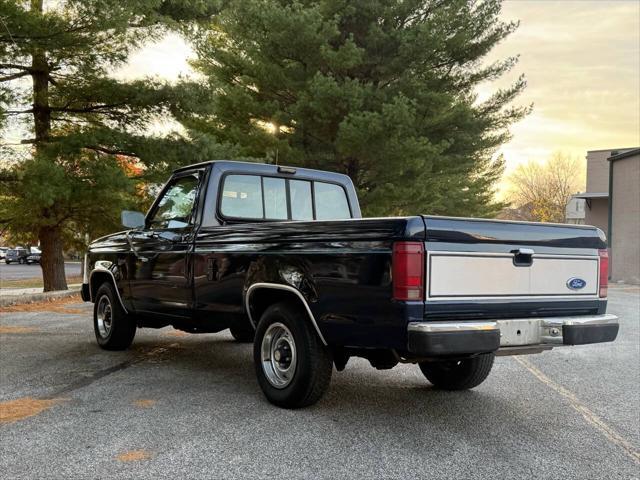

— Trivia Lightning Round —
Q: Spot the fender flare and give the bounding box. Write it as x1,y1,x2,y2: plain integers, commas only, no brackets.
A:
89,266,129,314
245,282,327,345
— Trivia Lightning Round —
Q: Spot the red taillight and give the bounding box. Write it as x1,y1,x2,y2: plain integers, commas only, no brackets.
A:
392,242,425,301
598,249,609,298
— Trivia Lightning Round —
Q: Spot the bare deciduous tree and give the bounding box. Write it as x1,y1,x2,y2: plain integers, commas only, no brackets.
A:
506,153,586,223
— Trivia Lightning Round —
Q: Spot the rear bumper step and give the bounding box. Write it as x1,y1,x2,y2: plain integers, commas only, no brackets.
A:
407,314,619,356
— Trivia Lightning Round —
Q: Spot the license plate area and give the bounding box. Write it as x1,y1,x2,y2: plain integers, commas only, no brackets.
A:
497,319,542,346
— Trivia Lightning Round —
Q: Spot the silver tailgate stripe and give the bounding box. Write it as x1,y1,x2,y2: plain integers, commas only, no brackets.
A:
426,251,600,301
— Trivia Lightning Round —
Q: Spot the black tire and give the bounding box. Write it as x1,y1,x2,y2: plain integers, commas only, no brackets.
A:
5,260,9,264
93,282,136,350
418,353,495,390
229,323,255,343
253,302,333,408
18,258,25,264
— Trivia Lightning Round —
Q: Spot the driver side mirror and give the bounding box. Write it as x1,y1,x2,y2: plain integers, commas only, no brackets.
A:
121,210,146,229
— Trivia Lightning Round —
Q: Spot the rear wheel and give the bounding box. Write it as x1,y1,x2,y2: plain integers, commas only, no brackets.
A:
418,353,495,390
253,302,332,408
18,258,25,264
93,283,136,350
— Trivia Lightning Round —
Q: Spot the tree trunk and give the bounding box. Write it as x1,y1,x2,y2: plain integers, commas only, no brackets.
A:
345,158,360,187
31,0,67,291
39,226,68,292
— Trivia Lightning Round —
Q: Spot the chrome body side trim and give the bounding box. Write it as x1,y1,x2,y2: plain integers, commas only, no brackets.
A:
82,254,89,284
245,282,328,346
88,267,129,314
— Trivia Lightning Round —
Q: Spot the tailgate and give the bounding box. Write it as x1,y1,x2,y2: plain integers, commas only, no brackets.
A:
427,251,599,300
421,216,607,317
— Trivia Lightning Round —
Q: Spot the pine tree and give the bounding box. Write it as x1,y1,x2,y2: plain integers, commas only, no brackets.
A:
188,0,529,217
0,0,224,291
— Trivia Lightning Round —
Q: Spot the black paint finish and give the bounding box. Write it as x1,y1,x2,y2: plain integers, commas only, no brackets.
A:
423,216,607,251
84,160,609,355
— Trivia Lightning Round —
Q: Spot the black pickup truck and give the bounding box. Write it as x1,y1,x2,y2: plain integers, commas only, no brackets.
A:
81,160,619,408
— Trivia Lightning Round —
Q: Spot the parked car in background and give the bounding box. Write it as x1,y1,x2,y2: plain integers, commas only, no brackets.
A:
26,247,41,265
5,247,28,264
0,247,7,260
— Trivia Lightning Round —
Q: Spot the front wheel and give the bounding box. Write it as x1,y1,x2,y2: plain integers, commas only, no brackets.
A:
418,353,495,390
253,302,333,408
18,258,25,264
93,283,136,350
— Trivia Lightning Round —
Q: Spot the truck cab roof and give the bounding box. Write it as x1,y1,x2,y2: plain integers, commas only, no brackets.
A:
173,160,353,186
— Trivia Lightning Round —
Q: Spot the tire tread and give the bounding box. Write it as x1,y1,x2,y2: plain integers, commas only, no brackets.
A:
419,353,494,390
254,302,332,408
94,282,136,351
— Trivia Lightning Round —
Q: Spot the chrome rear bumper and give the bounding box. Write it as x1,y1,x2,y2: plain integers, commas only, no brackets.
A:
407,314,619,357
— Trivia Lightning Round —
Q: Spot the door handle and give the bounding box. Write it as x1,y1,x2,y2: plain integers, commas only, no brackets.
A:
511,248,534,267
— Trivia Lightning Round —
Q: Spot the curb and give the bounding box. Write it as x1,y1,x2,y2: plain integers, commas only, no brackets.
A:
0,287,81,307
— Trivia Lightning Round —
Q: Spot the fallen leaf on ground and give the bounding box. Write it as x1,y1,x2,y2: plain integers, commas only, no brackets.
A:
0,397,63,424
0,325,38,334
165,330,188,337
133,399,156,408
0,295,83,314
117,450,152,462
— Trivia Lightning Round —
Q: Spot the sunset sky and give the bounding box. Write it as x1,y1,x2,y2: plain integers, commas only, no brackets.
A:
2,0,634,191
118,0,640,182
483,0,640,174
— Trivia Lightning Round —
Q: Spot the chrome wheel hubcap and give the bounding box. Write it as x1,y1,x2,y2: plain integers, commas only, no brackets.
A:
261,322,297,388
96,295,113,338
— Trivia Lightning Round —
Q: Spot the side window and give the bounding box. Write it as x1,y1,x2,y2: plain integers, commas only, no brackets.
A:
290,180,313,220
263,177,287,220
148,174,200,229
220,175,263,219
314,182,350,220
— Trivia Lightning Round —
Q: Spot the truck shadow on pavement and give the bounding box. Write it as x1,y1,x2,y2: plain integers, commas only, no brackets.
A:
101,333,521,425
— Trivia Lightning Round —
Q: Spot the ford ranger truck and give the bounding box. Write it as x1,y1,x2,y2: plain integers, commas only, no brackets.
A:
81,160,619,408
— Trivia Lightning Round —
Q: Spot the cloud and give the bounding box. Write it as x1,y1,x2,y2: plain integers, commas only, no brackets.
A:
484,0,640,177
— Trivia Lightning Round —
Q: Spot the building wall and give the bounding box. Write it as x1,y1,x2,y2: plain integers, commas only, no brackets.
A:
584,198,609,237
586,148,635,193
586,150,613,193
610,153,640,284
565,197,585,224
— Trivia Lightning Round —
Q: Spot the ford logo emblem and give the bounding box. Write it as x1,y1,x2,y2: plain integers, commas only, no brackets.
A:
567,277,587,290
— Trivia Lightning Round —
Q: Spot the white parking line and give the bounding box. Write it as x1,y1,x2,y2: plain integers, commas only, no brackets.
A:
514,356,640,465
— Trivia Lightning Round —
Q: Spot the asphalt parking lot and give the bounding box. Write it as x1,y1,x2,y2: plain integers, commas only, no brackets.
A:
1,287,638,479
0,262,81,281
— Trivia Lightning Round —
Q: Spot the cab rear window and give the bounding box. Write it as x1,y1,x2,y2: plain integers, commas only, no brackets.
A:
220,174,350,221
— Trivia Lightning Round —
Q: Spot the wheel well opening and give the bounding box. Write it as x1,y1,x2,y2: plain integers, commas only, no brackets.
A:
247,288,308,326
89,271,113,302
